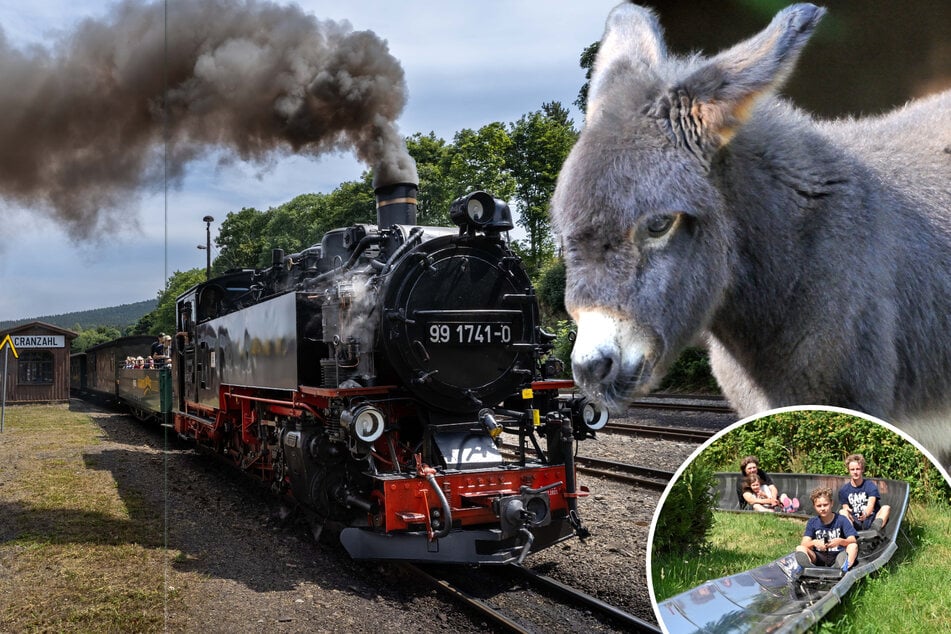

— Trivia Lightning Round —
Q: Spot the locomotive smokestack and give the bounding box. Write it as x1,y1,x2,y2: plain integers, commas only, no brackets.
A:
373,153,419,227
374,182,418,227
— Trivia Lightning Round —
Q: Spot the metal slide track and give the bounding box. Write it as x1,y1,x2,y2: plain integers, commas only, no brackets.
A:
657,474,910,633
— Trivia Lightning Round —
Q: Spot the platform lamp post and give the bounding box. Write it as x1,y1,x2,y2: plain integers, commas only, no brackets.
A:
0,337,16,433
1,346,7,433
200,215,214,280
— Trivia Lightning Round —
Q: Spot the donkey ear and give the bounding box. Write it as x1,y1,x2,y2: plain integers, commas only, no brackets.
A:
664,3,826,158
588,3,667,120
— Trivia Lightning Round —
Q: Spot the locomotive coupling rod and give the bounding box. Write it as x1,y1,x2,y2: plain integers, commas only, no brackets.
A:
226,391,320,418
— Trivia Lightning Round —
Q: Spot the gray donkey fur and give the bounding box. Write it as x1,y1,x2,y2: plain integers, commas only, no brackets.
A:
550,3,951,465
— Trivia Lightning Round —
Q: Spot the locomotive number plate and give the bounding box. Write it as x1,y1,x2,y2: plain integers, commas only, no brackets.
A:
428,322,512,344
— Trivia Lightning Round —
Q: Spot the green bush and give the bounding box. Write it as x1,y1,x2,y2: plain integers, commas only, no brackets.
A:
535,258,568,323
659,347,719,393
544,319,575,378
653,455,718,556
703,411,951,505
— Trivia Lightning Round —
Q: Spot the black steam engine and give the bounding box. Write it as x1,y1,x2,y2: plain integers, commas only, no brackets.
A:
172,181,607,564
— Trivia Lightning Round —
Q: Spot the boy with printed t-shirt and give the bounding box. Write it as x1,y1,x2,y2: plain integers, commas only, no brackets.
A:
838,453,891,533
795,486,858,572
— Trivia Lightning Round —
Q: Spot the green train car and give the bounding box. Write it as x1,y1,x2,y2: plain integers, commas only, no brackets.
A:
70,335,172,424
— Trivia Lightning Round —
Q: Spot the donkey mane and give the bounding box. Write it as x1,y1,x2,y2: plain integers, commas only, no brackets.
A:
552,3,951,466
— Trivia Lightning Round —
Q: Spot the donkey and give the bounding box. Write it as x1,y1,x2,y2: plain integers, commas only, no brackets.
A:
550,3,951,465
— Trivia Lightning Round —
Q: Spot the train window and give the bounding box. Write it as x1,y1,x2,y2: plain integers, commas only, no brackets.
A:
179,302,194,333
198,285,224,320
17,351,54,385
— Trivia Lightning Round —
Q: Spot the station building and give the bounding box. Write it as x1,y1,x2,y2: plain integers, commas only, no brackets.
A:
0,322,78,404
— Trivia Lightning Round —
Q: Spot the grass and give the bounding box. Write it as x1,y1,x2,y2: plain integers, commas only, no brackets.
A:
651,511,805,600
0,404,185,632
651,504,951,633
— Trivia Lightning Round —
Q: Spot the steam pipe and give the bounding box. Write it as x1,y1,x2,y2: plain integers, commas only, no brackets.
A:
424,472,452,539
380,226,424,276
312,234,385,283
561,415,590,539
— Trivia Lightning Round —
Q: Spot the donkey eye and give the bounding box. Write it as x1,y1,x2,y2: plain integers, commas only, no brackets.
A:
646,214,676,238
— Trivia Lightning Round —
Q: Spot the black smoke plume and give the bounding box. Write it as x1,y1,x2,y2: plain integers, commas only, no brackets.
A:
0,0,417,239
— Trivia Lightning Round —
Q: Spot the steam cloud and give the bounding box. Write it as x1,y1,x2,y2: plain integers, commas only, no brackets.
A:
0,0,418,239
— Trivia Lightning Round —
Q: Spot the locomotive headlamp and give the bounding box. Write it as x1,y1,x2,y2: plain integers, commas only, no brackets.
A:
581,401,609,431
342,405,386,443
450,191,515,233
479,408,503,445
574,399,609,431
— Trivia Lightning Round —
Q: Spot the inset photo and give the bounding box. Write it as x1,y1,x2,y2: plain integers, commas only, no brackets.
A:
648,407,951,633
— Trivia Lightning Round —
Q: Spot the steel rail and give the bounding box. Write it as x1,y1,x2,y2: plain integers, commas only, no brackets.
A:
497,445,675,490
604,421,717,443
576,455,675,482
628,398,734,414
401,563,531,633
509,564,663,634
574,462,671,491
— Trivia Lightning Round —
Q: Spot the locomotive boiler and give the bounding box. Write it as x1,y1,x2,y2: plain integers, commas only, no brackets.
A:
171,179,607,564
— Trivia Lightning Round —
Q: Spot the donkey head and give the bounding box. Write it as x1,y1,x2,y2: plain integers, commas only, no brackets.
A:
551,3,825,411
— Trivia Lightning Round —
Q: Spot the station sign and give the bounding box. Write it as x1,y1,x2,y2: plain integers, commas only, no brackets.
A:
10,335,65,349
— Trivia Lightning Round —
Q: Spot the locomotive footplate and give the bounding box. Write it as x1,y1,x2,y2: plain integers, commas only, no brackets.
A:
348,463,578,563
339,519,575,564
372,465,570,533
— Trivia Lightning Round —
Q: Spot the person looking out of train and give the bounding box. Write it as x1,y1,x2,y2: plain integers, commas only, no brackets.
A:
838,453,891,534
151,334,166,360
796,486,858,572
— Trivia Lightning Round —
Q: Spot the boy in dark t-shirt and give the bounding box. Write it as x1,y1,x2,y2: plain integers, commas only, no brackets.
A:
839,453,891,532
795,486,858,572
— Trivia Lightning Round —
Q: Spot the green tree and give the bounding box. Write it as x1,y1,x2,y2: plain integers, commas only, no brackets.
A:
506,102,578,276
319,177,376,234
536,257,568,322
132,269,206,336
406,132,455,226
259,193,327,261
574,42,599,115
653,453,718,556
213,206,269,275
211,179,377,275
71,325,122,352
447,123,516,201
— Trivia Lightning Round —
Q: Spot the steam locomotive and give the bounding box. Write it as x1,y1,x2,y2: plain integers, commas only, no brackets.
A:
72,181,608,565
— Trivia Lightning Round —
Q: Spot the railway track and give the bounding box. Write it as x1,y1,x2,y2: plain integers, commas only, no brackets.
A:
403,562,661,633
604,421,717,443
574,455,674,491
629,395,734,414
500,445,674,490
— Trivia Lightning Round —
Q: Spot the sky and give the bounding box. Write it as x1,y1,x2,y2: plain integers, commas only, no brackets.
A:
0,0,622,320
